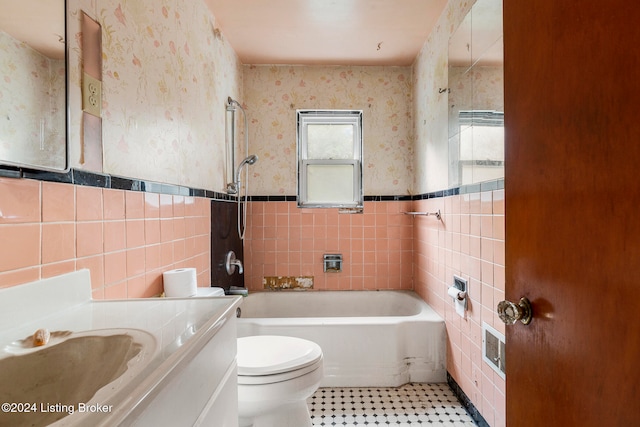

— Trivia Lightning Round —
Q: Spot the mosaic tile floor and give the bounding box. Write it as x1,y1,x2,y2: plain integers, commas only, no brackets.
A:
308,383,476,426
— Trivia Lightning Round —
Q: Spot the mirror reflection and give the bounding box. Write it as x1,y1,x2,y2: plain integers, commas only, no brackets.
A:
448,0,504,187
0,0,66,171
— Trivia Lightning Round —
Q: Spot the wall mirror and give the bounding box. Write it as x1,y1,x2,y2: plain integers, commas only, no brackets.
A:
448,0,503,187
0,0,67,171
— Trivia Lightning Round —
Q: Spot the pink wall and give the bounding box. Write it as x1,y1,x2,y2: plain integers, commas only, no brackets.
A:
244,200,414,291
0,177,211,298
244,190,505,424
414,189,506,427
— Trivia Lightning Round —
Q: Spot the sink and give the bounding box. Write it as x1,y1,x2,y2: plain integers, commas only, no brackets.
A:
0,270,242,426
0,328,156,427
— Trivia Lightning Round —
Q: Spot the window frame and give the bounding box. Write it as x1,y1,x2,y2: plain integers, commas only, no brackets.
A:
297,110,363,208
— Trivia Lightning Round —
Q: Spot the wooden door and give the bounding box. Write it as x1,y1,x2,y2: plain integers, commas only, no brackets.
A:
503,1,640,425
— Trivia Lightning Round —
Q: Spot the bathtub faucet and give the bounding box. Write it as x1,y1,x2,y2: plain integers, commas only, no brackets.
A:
225,251,243,275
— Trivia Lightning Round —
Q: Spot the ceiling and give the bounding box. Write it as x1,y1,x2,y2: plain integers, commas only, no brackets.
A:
205,0,448,66
0,0,65,59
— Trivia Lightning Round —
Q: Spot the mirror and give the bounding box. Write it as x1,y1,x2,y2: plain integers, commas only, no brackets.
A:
0,0,67,171
448,0,503,187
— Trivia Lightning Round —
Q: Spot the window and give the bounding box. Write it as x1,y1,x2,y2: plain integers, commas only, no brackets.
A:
297,110,363,208
458,110,504,184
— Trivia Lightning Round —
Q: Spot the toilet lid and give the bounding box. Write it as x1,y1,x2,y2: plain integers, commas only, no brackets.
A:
237,335,323,376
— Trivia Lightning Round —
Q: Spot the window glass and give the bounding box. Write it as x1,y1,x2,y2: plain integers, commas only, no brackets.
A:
306,124,354,159
307,164,355,204
297,110,363,208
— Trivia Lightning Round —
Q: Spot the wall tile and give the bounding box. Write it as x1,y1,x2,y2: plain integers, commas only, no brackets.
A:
104,251,127,285
103,189,126,220
125,192,145,219
0,177,211,298
0,267,40,289
0,178,40,224
41,260,75,279
76,186,103,221
104,220,126,252
0,224,40,272
42,181,74,222
126,248,146,278
144,193,160,218
42,223,75,264
104,281,128,299
76,254,104,289
76,222,103,257
144,219,161,245
126,219,145,248
413,191,505,426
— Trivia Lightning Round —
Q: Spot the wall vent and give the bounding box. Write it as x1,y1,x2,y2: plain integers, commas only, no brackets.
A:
482,322,506,379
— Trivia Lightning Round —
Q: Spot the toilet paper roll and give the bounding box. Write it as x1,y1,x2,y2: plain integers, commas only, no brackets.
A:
448,286,467,318
447,286,464,300
163,268,197,297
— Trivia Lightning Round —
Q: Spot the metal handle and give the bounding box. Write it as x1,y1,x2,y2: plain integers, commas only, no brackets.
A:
497,297,533,325
225,251,244,275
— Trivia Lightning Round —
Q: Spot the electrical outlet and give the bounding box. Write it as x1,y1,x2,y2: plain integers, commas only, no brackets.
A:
82,72,102,118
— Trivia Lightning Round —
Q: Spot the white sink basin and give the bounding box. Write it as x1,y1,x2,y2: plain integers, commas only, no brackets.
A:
0,329,156,427
0,270,242,426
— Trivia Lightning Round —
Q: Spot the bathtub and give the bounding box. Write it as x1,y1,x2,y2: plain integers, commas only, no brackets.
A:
236,290,446,387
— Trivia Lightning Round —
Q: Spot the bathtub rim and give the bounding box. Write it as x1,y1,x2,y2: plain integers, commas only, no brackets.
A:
236,290,443,324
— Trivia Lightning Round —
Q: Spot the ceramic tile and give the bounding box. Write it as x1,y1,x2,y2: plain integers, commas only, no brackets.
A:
76,222,103,257
125,191,145,219
42,181,75,222
103,188,126,220
42,223,75,264
0,224,40,272
76,186,103,221
0,178,40,224
309,383,476,426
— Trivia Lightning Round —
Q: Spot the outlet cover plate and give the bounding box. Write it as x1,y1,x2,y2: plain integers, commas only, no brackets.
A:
82,72,102,118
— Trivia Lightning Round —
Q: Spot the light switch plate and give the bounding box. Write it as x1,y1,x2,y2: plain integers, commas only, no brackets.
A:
82,72,102,118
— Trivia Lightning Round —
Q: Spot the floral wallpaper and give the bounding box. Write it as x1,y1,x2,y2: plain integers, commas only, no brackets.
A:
0,31,65,169
67,0,243,192
242,65,414,196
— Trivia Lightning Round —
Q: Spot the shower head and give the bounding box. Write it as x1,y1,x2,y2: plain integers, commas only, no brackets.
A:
235,154,258,182
239,154,258,167
228,154,259,194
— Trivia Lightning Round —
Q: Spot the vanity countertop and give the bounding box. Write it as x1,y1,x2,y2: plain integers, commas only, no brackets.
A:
0,270,242,426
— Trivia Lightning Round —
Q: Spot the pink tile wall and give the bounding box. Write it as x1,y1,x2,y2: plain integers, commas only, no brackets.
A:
0,177,211,298
244,201,414,291
413,190,506,427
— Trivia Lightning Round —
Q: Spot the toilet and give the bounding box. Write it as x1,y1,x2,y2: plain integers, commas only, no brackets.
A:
236,335,323,427
191,288,324,427
194,287,226,297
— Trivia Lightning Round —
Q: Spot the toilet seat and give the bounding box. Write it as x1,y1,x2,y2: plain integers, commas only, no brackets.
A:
237,336,323,385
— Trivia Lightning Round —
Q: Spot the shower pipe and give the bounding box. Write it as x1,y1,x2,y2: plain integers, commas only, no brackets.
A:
226,97,258,240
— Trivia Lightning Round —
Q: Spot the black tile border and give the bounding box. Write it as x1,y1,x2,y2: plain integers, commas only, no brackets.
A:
4,167,235,201
4,166,503,203
447,372,491,427
246,178,503,202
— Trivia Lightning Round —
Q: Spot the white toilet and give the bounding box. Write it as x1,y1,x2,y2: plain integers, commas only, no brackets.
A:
194,287,226,297
191,288,324,427
236,335,323,427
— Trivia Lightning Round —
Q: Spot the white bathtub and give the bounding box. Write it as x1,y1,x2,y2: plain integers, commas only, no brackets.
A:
236,290,446,387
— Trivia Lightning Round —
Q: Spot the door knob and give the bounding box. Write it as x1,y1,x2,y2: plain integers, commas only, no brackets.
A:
497,297,532,325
